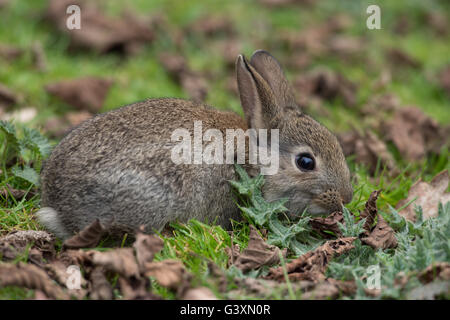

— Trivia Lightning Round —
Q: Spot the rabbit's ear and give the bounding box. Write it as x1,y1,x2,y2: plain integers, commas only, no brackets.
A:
249,50,296,109
236,54,281,130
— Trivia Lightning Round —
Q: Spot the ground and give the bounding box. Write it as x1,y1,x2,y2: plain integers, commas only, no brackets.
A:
0,0,449,300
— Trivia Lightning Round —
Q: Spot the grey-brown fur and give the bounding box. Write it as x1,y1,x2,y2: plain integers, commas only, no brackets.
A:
38,50,352,239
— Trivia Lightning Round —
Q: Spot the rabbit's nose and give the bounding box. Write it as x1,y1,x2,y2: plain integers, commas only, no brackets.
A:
318,189,344,212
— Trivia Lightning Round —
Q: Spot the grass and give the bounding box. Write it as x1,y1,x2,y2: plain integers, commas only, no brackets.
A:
0,0,449,299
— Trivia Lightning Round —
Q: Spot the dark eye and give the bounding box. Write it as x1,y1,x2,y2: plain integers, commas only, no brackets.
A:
295,153,315,171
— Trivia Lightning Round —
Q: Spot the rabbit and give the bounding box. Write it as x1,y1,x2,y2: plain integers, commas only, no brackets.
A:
37,50,353,239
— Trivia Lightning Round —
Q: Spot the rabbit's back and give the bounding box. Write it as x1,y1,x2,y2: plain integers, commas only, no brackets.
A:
40,98,247,238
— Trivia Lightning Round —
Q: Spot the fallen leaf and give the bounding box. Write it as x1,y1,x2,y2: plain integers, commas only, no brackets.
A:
144,259,191,292
88,248,140,279
360,190,381,234
46,0,154,55
229,277,314,299
360,93,399,118
132,229,164,273
0,262,69,300
424,11,448,37
418,262,450,284
280,14,351,56
0,230,55,262
384,106,448,161
189,15,234,37
46,77,113,113
57,249,92,268
181,287,217,300
232,225,286,273
386,48,421,69
89,267,113,300
207,261,228,293
396,170,450,221
224,242,240,268
266,237,356,282
338,130,397,175
309,211,343,238
34,290,49,300
118,276,160,300
406,281,450,300
293,68,357,107
63,219,105,250
301,281,340,299
361,215,397,250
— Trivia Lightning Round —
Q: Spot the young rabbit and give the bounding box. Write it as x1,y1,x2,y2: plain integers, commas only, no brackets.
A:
37,50,353,239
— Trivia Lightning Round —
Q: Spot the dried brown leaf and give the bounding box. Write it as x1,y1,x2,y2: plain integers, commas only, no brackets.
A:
338,130,397,175
132,230,164,273
63,219,105,250
418,262,450,284
386,48,421,69
0,230,55,262
189,15,234,37
266,237,356,282
181,287,217,300
396,170,450,222
46,0,154,55
425,11,448,36
233,225,286,273
293,69,357,107
406,281,450,300
144,259,191,292
301,281,340,299
89,267,113,300
309,211,343,238
0,262,69,300
46,77,113,113
88,248,140,279
118,276,160,300
384,106,448,162
361,215,397,250
360,190,381,234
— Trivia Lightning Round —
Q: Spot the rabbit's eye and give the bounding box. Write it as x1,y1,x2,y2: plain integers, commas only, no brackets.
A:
295,153,315,171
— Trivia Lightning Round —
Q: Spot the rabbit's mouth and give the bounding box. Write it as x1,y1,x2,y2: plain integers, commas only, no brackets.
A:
284,198,333,217
305,202,338,216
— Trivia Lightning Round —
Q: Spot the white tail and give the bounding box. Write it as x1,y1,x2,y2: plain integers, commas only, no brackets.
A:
36,207,71,239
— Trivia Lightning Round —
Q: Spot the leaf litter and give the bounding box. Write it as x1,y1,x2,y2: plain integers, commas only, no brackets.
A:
0,219,213,299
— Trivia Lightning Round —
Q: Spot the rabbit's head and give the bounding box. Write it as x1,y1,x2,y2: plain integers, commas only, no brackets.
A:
236,50,352,216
